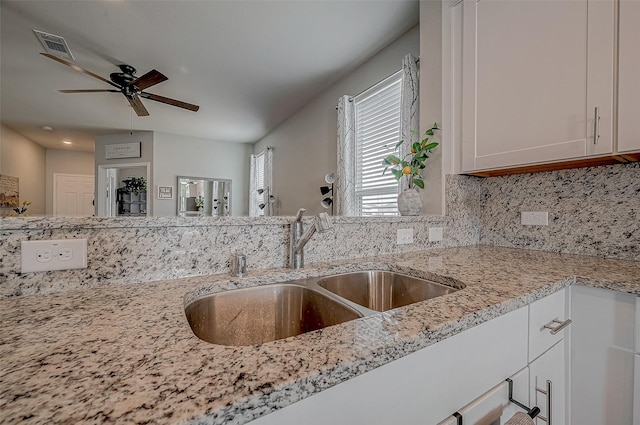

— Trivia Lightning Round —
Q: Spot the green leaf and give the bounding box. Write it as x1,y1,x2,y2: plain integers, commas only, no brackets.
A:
423,142,439,151
392,169,403,180
394,140,404,149
425,129,434,136
413,179,425,189
383,154,401,165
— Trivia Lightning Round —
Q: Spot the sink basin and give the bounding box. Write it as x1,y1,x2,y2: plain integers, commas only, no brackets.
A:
317,271,457,312
184,283,363,346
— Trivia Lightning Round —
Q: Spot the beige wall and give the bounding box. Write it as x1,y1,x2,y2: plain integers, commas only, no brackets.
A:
419,0,443,215
0,124,46,215
254,25,421,216
45,149,95,215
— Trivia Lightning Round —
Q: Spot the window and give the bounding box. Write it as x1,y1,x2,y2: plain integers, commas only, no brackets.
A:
354,71,403,216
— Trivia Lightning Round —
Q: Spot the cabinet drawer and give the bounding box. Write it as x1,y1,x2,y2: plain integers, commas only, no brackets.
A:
529,289,569,362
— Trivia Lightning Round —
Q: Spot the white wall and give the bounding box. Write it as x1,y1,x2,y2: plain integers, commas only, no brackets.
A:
0,124,46,215
153,132,252,216
45,149,95,215
254,25,420,216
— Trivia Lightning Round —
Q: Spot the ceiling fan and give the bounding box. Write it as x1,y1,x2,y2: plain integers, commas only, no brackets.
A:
40,53,200,117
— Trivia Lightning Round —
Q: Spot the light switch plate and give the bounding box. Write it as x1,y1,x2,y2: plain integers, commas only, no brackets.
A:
21,239,87,273
428,227,443,242
396,228,413,244
521,211,549,226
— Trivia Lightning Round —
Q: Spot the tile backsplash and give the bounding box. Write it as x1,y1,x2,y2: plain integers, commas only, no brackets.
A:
447,161,639,261
0,215,470,297
2,162,637,298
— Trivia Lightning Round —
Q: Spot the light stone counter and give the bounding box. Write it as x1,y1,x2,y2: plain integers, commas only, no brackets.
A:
1,246,638,424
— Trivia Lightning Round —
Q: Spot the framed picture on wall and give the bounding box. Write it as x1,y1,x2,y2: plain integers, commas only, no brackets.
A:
157,186,173,199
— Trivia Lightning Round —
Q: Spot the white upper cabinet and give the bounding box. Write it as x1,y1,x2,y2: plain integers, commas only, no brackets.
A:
618,0,640,153
459,0,615,172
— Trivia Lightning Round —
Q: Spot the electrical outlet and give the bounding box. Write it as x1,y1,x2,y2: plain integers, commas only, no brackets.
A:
428,227,443,242
21,239,87,273
521,211,549,226
396,228,413,244
36,249,53,263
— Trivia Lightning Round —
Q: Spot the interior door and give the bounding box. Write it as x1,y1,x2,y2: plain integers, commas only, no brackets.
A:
53,174,95,216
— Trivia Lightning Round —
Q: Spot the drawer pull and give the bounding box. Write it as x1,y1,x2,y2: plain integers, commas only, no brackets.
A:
543,318,572,335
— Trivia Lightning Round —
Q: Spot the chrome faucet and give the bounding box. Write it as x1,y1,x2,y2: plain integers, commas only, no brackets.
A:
289,208,333,269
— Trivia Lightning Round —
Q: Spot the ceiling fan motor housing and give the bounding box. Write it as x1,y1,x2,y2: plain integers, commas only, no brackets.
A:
110,64,137,87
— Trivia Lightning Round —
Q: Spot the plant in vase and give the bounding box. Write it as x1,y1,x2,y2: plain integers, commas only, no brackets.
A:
195,195,205,211
121,177,147,195
9,200,32,216
382,123,440,216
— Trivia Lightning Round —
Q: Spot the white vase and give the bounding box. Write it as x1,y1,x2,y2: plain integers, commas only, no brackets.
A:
397,188,422,216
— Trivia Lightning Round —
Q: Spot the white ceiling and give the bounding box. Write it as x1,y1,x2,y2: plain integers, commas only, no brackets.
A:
0,0,419,152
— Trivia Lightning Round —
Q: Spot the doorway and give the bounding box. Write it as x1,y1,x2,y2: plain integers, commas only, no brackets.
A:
96,163,150,217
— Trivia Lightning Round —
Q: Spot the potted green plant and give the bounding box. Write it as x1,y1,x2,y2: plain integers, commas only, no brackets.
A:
195,195,205,211
382,123,440,215
121,177,147,196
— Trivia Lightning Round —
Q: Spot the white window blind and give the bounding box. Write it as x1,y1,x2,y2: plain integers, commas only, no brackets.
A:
354,71,402,216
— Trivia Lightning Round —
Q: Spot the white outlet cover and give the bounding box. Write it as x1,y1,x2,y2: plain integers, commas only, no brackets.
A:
428,227,443,242
21,239,87,273
521,211,549,226
396,228,413,244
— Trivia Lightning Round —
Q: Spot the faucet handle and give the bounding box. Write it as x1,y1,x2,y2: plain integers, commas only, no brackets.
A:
315,212,332,232
230,253,246,277
294,208,306,222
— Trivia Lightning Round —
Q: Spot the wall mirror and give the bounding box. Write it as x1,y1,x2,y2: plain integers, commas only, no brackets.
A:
177,176,232,217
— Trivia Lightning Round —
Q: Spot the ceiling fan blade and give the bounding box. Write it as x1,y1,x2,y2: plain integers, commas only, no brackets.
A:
126,94,149,117
128,69,168,90
40,53,120,89
140,92,200,112
58,89,120,93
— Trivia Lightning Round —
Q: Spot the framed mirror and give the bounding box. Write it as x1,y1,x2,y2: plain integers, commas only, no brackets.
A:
177,176,232,217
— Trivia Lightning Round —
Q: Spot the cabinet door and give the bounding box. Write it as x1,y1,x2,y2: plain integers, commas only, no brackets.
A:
460,0,614,172
570,285,635,425
634,355,640,425
618,0,640,153
529,340,566,425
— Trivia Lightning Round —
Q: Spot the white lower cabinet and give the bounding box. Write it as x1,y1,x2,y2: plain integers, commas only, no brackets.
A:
250,306,529,425
529,340,566,425
570,285,636,425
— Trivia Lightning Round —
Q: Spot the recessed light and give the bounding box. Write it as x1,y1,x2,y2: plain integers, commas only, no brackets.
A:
43,126,53,132
63,140,72,145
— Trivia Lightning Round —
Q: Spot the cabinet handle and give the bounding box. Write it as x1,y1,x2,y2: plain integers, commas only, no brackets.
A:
593,106,600,144
535,380,552,424
543,318,572,335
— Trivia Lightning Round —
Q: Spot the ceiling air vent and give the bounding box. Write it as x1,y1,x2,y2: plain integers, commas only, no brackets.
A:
33,30,74,61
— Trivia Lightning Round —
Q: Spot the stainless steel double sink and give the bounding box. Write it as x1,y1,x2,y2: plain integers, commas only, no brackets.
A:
185,271,458,346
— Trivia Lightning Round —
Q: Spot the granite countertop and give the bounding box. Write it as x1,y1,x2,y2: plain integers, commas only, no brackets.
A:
1,246,639,424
